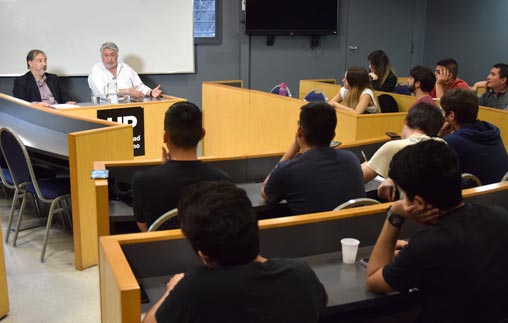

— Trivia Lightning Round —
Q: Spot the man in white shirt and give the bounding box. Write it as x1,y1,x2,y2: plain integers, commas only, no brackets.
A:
88,42,162,100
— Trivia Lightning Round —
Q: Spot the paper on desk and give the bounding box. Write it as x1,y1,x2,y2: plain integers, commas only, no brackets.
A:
51,103,80,109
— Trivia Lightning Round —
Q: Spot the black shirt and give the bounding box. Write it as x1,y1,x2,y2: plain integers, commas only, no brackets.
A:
132,160,231,227
383,203,508,323
155,258,327,323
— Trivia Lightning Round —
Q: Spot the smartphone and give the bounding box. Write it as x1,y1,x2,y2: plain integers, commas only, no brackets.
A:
330,140,342,148
359,257,369,268
385,132,401,140
90,169,109,179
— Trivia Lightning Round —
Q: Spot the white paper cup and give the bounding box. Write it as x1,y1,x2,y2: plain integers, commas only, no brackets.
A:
91,95,100,105
341,238,360,264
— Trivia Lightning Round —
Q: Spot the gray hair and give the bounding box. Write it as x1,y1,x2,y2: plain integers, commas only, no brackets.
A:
100,42,119,54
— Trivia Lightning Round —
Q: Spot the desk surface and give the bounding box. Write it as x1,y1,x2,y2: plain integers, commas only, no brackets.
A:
138,247,418,315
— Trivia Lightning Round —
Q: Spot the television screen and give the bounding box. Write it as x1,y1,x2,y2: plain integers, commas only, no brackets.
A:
245,0,338,35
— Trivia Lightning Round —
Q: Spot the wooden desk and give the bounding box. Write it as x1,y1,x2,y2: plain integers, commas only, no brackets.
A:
59,95,185,160
203,81,404,156
98,181,508,323
300,79,508,150
0,221,9,319
0,94,134,270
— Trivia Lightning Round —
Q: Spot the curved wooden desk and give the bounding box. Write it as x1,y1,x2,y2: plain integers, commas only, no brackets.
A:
98,181,508,323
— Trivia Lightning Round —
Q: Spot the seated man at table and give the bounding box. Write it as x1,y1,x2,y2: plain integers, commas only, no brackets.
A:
439,88,508,184
261,101,365,215
132,101,230,231
13,49,75,107
471,63,508,110
407,65,436,108
431,58,470,99
88,42,162,100
143,181,328,323
366,140,508,323
361,102,444,200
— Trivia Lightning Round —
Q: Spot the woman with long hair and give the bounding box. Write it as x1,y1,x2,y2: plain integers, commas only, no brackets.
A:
329,66,379,114
368,50,397,92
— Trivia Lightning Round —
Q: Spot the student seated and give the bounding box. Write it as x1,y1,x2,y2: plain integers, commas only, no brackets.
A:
132,102,231,231
366,140,508,323
471,63,508,110
261,101,365,215
367,49,397,92
430,58,469,99
361,102,444,200
439,88,508,184
407,65,437,108
328,66,380,114
143,181,328,323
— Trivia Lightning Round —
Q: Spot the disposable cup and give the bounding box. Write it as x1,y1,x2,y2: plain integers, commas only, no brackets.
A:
341,238,360,264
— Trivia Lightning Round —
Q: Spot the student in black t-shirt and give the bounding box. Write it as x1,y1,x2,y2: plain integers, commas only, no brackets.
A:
366,140,508,323
142,181,327,323
132,102,230,231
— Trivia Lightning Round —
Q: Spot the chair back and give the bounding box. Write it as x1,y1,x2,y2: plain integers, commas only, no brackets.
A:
0,148,14,188
377,94,399,113
501,171,508,182
334,198,381,210
304,90,327,102
461,173,482,189
393,85,411,95
0,128,42,197
270,84,293,97
148,208,179,232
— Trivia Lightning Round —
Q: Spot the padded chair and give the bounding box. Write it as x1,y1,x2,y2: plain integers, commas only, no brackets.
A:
393,85,411,95
0,128,71,262
461,173,482,189
334,198,381,210
147,208,179,232
270,84,293,97
303,90,327,102
377,94,399,113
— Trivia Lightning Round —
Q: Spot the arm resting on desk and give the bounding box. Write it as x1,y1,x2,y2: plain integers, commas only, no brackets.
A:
142,273,185,323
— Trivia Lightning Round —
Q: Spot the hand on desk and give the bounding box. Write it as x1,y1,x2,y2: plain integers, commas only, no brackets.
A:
151,84,162,98
166,273,185,292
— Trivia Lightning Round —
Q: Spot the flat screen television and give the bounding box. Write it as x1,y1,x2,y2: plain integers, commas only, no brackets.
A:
245,0,339,36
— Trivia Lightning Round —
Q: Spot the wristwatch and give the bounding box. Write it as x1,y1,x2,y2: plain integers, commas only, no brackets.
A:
387,206,405,228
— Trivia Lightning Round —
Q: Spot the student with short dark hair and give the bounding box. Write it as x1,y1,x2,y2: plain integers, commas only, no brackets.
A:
407,65,436,108
472,63,508,110
143,181,327,323
439,88,508,184
132,101,231,231
366,140,508,323
431,58,470,98
261,101,365,215
362,102,444,188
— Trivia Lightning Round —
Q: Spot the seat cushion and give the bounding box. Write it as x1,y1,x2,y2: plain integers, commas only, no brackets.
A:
26,177,71,199
2,169,13,185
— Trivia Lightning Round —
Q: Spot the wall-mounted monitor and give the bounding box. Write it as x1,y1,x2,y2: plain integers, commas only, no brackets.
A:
245,0,339,36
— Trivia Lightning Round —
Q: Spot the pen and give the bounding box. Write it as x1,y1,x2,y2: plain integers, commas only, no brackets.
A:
361,150,368,162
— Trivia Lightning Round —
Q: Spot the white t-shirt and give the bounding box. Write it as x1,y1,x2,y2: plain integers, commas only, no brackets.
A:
88,62,151,98
366,134,445,178
340,87,379,114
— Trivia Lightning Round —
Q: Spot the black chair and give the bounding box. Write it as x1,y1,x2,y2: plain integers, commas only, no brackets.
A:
378,94,399,113
303,90,327,102
334,198,381,210
0,128,71,262
461,173,482,189
147,208,179,232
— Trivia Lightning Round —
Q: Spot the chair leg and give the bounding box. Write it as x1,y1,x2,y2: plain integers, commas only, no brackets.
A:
12,192,27,247
5,188,19,243
40,200,58,263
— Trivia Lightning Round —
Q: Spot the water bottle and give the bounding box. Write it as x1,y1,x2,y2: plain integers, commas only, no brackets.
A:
106,80,118,104
279,82,288,96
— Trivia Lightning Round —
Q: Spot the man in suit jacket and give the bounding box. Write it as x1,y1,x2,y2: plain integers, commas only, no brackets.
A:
12,49,74,106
